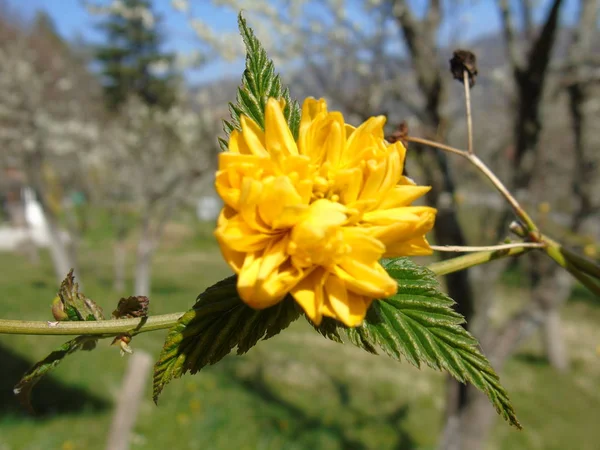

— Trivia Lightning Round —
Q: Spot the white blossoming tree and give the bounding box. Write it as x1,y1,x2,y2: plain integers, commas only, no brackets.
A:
0,12,102,284
89,95,220,296
1,15,600,450
82,0,223,295
176,2,600,449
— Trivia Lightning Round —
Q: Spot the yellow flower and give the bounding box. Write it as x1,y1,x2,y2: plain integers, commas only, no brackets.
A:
215,98,436,326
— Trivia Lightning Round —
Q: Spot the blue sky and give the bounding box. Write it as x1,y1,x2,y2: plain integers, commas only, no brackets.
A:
8,0,580,84
9,0,243,82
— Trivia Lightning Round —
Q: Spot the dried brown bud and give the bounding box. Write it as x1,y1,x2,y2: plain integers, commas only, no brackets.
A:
112,295,150,319
450,50,478,87
387,121,409,147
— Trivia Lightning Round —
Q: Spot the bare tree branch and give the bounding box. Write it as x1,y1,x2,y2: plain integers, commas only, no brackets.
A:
519,0,534,40
498,0,523,71
566,0,599,227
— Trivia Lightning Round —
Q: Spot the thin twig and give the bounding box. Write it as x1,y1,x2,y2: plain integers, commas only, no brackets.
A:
431,242,546,252
427,245,532,276
468,153,538,233
464,70,474,154
405,135,538,234
406,136,467,157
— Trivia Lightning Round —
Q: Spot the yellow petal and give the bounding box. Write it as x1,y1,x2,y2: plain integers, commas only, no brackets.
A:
300,97,328,136
216,241,246,274
379,185,431,209
218,152,265,169
240,115,268,157
217,205,236,225
333,260,397,298
291,199,348,245
333,168,362,205
265,98,298,157
238,178,272,233
290,267,327,324
320,113,346,166
342,228,385,262
215,171,240,209
237,252,264,304
228,129,249,155
215,214,274,253
256,236,291,281
344,116,386,163
390,141,407,172
299,115,329,163
370,210,436,248
358,159,386,201
257,176,304,228
344,124,355,138
272,204,309,230
324,276,369,326
376,147,401,194
384,236,433,257
237,246,304,310
362,206,436,225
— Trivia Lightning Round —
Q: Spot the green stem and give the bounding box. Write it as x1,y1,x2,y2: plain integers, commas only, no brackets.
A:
0,313,184,336
0,246,534,337
555,245,600,280
427,246,531,276
543,237,600,297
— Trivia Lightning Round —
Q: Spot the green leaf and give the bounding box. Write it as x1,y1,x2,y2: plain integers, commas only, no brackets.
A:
152,275,300,402
14,336,97,412
314,258,521,429
221,13,301,143
112,296,150,319
16,271,107,411
54,270,104,321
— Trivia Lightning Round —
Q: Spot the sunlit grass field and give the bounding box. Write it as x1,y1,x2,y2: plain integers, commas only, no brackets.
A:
1,219,599,450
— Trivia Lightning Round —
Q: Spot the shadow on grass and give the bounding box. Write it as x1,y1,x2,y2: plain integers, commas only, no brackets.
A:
571,282,600,306
513,352,549,367
29,279,50,290
220,360,416,450
0,344,110,418
152,281,187,296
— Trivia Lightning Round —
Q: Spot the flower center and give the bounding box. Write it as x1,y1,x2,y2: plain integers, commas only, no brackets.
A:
288,199,351,268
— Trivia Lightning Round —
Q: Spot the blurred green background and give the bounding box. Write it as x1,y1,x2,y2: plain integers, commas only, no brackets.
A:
1,214,599,450
1,0,599,448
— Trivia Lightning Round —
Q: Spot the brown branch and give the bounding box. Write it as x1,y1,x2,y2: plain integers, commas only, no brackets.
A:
425,0,442,37
567,0,599,228
392,0,443,110
511,0,564,186
519,0,534,40
498,0,522,71
526,0,564,78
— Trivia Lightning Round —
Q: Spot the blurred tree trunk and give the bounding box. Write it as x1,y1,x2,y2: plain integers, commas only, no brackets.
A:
131,171,202,297
504,0,570,373
112,211,130,293
134,218,155,297
45,214,73,282
114,237,127,293
25,149,80,285
542,307,569,370
390,2,476,442
437,0,566,448
540,0,600,372
7,197,40,265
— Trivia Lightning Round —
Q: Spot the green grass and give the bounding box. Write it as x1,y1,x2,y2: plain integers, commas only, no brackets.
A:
1,226,600,450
